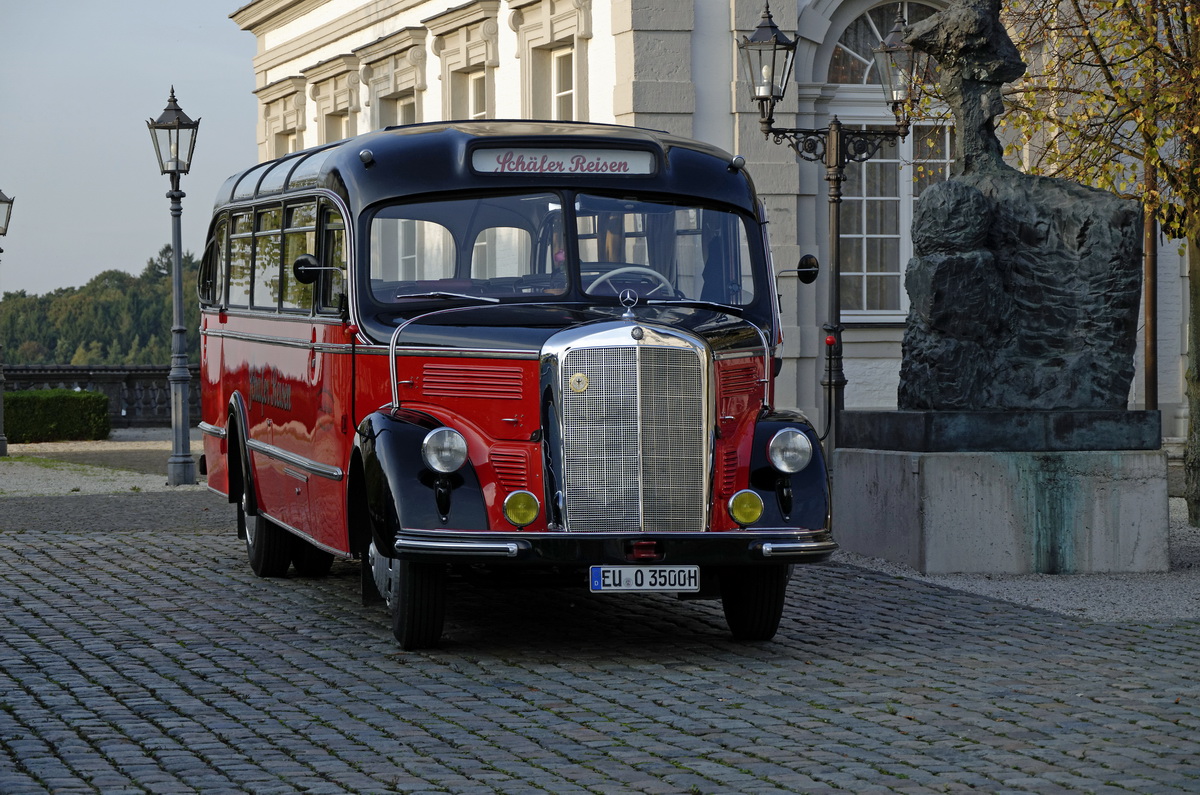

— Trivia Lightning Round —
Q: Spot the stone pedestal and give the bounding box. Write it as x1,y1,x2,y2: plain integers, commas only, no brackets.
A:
832,411,1168,574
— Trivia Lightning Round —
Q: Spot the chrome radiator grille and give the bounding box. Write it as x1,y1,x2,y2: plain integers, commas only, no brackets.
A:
561,344,707,533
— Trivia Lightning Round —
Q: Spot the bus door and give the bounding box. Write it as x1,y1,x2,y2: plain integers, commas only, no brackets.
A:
240,205,313,535
198,217,230,495
302,205,351,554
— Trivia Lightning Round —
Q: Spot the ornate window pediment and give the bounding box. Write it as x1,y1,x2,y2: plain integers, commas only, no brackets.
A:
356,28,430,127
304,55,360,143
425,0,501,119
256,76,307,158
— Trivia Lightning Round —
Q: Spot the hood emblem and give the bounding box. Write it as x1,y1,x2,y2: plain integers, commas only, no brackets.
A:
569,373,590,393
619,288,639,320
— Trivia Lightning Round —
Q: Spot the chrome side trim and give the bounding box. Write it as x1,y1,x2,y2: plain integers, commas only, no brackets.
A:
262,509,348,557
394,537,523,557
246,438,344,481
199,421,227,439
201,328,355,353
366,345,540,360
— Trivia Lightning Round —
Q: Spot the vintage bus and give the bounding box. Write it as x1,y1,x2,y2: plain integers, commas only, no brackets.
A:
197,121,833,649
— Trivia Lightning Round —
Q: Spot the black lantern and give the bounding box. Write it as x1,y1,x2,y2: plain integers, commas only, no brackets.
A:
0,189,13,237
147,87,200,176
873,9,919,131
739,2,797,116
147,89,199,485
736,3,919,452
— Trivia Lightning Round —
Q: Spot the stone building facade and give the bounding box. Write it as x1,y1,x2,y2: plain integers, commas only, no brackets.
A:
230,0,1186,434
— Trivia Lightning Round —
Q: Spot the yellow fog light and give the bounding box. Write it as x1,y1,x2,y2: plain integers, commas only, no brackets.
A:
728,490,764,527
503,490,540,528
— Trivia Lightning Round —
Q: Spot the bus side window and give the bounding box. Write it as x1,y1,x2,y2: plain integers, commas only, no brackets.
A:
228,213,254,308
317,206,346,314
252,207,283,311
199,217,227,306
282,202,317,313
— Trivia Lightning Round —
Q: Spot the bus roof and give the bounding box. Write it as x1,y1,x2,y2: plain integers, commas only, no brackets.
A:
212,120,758,214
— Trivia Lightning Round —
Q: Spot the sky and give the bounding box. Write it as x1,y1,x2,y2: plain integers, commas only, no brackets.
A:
0,1,259,296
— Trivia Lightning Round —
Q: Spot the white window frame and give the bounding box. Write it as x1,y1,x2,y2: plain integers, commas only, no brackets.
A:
511,0,591,121
426,1,500,121
551,47,574,121
827,1,951,323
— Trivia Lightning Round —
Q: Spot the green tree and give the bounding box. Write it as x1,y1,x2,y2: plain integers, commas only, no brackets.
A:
998,0,1200,519
0,244,200,367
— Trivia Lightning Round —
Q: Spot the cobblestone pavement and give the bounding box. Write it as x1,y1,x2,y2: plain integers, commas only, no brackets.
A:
0,490,1198,794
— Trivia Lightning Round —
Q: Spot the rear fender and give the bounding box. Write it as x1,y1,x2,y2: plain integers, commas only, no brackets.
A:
226,392,255,514
356,408,489,557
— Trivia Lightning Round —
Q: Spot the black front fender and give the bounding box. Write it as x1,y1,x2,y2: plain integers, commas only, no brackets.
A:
747,412,830,530
356,409,490,558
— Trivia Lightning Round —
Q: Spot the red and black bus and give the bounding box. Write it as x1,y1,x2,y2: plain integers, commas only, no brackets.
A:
198,120,833,649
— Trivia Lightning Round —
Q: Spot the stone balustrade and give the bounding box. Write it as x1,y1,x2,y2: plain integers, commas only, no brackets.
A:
1,364,201,428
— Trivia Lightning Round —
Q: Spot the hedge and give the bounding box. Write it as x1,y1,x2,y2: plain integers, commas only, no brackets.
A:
4,389,110,443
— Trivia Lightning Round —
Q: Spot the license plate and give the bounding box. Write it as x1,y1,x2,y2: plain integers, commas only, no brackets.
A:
589,565,700,592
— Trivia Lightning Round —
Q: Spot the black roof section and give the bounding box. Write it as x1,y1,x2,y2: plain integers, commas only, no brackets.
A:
211,120,757,214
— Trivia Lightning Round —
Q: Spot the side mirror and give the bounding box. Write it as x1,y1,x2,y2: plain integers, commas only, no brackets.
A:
794,254,820,285
292,253,321,285
777,254,820,284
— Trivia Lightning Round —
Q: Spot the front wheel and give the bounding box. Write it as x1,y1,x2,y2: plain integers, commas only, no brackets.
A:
719,565,792,641
390,560,447,650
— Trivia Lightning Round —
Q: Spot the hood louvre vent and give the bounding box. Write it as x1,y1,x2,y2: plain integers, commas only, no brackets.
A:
421,363,524,400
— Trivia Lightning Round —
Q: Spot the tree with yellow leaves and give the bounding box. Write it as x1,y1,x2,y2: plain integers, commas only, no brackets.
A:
998,0,1200,519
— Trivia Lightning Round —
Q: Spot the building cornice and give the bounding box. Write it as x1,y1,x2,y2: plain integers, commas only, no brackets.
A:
254,75,307,102
239,0,429,81
422,0,501,36
302,54,361,84
231,0,326,36
353,26,428,65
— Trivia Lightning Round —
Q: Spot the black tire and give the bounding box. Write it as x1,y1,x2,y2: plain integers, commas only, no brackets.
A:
390,560,447,650
291,535,335,578
244,489,291,577
719,564,792,641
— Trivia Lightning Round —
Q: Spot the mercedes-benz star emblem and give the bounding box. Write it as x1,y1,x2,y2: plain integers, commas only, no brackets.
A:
619,289,639,320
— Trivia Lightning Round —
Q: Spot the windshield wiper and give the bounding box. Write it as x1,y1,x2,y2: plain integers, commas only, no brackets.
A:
395,291,500,303
645,298,744,315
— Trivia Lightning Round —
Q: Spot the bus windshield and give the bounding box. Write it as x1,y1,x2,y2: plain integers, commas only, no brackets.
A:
366,191,758,309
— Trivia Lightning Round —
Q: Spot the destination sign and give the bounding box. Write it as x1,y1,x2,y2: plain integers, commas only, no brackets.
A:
471,148,655,176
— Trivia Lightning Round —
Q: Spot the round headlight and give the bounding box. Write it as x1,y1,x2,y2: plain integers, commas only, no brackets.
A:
768,428,813,474
503,490,541,528
421,427,468,473
728,489,765,526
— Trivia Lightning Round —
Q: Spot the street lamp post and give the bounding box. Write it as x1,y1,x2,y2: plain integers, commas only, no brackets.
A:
739,3,918,450
0,189,13,457
147,88,200,486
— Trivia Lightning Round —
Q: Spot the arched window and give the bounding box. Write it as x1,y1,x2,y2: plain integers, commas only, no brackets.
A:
829,1,950,320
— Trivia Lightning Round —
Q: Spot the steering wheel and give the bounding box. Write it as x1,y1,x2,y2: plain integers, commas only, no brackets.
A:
586,266,676,296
